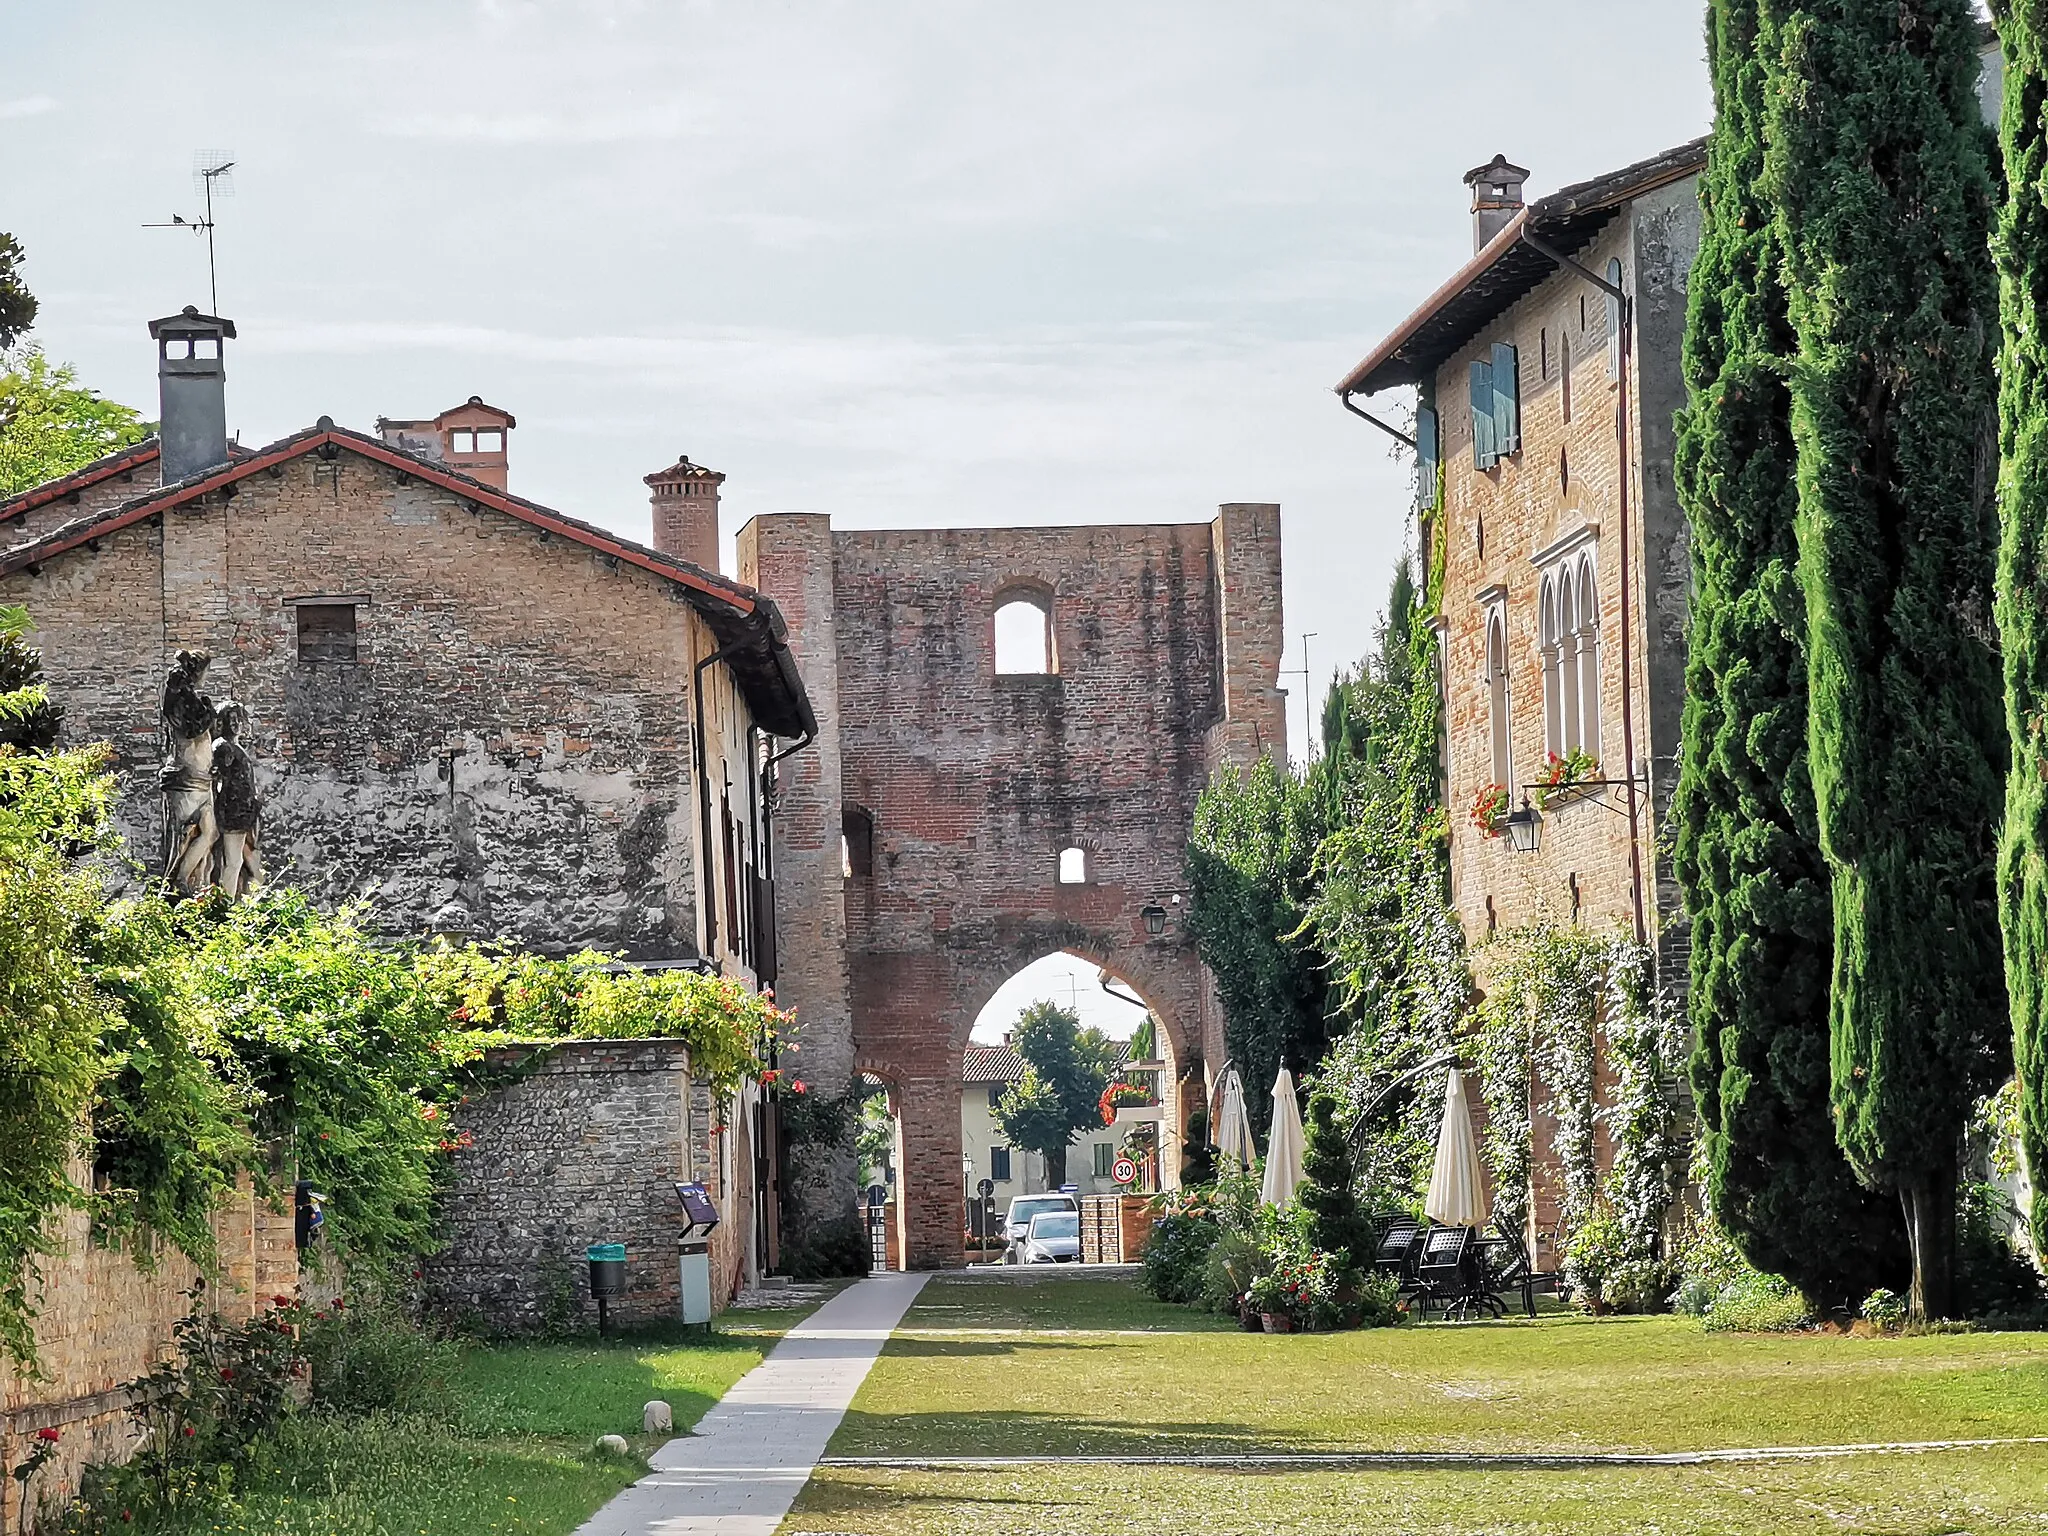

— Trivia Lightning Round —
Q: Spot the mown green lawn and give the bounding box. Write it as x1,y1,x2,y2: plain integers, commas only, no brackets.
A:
789,1271,2048,1534
832,1273,2048,1458
94,1302,827,1536
794,1446,2048,1536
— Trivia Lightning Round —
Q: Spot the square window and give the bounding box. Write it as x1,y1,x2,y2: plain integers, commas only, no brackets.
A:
450,429,476,454
296,603,358,664
991,1147,1012,1182
475,429,503,453
1093,1142,1114,1178
1058,847,1087,884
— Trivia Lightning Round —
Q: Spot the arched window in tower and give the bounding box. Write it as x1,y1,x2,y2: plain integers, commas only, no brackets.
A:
1486,609,1511,792
994,593,1056,675
1539,580,1563,761
1575,557,1602,759
1557,573,1581,755
1058,846,1088,885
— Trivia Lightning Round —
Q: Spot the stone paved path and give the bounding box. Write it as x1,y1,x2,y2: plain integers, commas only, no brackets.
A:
571,1271,928,1536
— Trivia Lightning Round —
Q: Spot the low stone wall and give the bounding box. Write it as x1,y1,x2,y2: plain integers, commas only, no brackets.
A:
424,1039,749,1335
0,1170,296,1531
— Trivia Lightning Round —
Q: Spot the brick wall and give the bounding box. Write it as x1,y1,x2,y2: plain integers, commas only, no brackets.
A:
1431,179,1702,1249
1,1172,296,1531
424,1039,744,1335
744,508,1285,1269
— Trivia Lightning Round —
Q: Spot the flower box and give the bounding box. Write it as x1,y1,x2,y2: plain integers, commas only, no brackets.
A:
1113,1103,1165,1125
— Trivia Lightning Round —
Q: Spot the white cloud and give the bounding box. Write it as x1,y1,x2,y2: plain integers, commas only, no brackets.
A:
372,102,698,144
0,96,57,120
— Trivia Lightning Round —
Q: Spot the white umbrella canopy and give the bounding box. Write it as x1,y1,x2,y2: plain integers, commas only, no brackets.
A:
1215,1068,1258,1169
1425,1067,1490,1229
1260,1067,1306,1207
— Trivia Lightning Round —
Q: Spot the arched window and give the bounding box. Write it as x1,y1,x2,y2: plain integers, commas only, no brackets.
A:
1575,558,1602,759
1058,846,1088,885
1539,580,1563,761
994,594,1056,675
1557,574,1581,755
1486,609,1511,791
842,804,875,879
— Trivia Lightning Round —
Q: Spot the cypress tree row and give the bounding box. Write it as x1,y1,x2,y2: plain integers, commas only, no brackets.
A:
1994,0,2048,1264
1672,0,1903,1308
1768,0,2010,1319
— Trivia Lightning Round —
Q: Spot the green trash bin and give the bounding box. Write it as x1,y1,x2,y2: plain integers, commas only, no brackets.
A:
587,1243,627,1333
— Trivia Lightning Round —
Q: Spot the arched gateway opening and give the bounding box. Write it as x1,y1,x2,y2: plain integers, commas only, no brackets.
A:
740,506,1287,1268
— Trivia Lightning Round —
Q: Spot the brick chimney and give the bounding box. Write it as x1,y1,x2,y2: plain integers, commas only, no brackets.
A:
1463,155,1529,254
375,396,515,490
645,453,726,574
149,306,236,484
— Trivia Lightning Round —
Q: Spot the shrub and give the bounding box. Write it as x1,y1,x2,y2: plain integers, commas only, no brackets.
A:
1245,1246,1349,1332
1956,1182,2047,1323
1140,1212,1221,1305
1353,1269,1405,1329
303,1286,458,1416
781,1214,871,1280
1201,1228,1267,1317
1702,1271,1811,1333
1861,1288,1908,1333
1564,1204,1667,1314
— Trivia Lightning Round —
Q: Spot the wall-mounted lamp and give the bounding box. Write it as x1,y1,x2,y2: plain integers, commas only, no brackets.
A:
1141,904,1168,937
1504,796,1542,855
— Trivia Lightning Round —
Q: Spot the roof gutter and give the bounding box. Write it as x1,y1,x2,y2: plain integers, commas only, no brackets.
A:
1338,392,1417,451
1334,207,1531,398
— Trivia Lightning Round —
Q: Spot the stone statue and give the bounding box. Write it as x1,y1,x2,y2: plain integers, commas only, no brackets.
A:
210,699,264,897
158,651,218,894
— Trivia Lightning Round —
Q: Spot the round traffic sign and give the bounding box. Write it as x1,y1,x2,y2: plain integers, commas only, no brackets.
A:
1111,1156,1138,1185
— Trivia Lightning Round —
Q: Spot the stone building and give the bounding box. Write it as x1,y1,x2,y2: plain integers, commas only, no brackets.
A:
0,309,814,1342
740,507,1287,1269
1334,142,1708,1258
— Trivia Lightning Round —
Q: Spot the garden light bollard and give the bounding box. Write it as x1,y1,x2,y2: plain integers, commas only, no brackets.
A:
587,1242,628,1336
673,1181,721,1329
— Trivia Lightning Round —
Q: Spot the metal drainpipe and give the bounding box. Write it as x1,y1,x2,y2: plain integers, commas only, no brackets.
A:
1520,231,1648,947
1339,390,1419,450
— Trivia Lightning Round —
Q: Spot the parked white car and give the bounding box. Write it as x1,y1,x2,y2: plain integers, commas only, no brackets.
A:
1001,1193,1078,1261
1022,1209,1082,1264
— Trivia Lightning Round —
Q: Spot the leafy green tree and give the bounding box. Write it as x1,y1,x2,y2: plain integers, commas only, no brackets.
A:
1993,0,2048,1269
1769,0,2010,1319
0,346,152,497
1187,756,1332,1139
0,232,34,350
1672,0,1904,1308
992,999,1117,1186
0,607,62,752
1298,1092,1370,1268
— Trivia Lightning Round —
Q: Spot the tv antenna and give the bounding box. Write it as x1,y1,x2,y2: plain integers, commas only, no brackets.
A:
1287,632,1318,763
144,152,235,315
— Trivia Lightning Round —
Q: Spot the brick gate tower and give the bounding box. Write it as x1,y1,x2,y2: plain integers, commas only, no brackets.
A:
739,506,1286,1269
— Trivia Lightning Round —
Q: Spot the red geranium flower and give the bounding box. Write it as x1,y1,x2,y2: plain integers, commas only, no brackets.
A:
35,1426,59,1443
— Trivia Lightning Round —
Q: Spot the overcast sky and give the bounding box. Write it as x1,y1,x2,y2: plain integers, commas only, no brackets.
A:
4,1,1712,756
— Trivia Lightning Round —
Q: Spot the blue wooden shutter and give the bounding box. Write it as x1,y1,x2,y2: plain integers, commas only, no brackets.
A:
1469,360,1496,468
1492,342,1520,454
1415,404,1439,509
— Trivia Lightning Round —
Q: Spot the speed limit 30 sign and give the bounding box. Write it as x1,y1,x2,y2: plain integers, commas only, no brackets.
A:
1111,1155,1138,1184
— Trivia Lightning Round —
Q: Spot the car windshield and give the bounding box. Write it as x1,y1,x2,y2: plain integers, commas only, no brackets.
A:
1030,1213,1079,1238
1008,1197,1072,1225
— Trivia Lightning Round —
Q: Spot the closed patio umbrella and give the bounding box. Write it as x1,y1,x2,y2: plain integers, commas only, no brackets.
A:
1425,1068,1490,1229
1260,1067,1305,1207
1215,1067,1257,1169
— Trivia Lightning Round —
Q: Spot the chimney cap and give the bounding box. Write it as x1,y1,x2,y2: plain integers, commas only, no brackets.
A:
148,305,237,341
1463,154,1530,191
644,453,726,489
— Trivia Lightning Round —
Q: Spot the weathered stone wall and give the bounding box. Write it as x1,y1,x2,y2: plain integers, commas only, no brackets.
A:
424,1040,743,1335
1,450,745,961
1,1171,296,1532
745,509,1286,1269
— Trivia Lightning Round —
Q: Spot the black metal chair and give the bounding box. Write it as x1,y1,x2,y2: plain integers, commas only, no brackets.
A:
1414,1225,1506,1321
1485,1219,1540,1319
1370,1216,1425,1291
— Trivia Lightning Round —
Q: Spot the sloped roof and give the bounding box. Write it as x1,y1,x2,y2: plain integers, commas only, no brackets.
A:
963,1041,1133,1085
1335,137,1708,398
0,436,264,526
0,419,816,738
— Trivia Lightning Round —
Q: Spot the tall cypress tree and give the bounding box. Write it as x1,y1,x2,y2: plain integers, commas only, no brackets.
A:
1994,1,2048,1264
1673,0,1904,1308
1768,0,2011,1319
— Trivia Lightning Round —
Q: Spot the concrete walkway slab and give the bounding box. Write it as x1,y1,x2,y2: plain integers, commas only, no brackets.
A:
572,1272,927,1536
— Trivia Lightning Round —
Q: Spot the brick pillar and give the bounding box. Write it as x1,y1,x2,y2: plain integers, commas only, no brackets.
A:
735,514,858,1250
898,1069,965,1270
1205,502,1288,773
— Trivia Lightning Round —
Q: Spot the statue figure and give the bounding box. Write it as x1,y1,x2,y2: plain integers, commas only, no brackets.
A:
158,651,218,894
210,699,264,897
